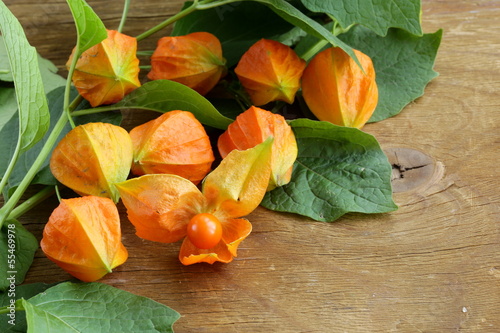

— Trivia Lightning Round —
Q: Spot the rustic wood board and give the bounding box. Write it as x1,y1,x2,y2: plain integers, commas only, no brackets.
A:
2,0,499,332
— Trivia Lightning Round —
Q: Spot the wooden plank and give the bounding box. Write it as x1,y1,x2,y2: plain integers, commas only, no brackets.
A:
2,0,499,332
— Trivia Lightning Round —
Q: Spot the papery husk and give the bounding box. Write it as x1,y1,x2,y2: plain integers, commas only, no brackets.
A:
41,196,128,282
50,122,133,203
148,32,226,95
235,39,305,105
217,106,297,190
67,30,141,107
301,47,378,129
130,111,214,185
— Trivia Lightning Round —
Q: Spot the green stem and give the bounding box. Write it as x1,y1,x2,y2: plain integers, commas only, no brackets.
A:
55,184,62,202
299,39,329,62
0,69,9,74
69,94,84,111
136,0,199,42
136,50,154,56
71,105,118,117
139,65,152,70
196,0,241,10
64,46,80,129
298,20,355,62
7,186,55,221
0,305,24,314
0,111,68,228
0,140,21,196
118,0,131,33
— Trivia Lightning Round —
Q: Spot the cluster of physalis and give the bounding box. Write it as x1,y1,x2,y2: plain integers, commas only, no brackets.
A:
41,29,378,282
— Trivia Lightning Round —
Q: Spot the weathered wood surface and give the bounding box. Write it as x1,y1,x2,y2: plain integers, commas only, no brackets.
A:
3,0,499,332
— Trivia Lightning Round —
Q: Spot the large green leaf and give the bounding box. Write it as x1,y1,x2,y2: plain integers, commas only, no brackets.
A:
262,119,397,222
18,282,180,333
111,80,233,129
246,0,358,63
66,0,107,54
172,2,293,66
0,36,66,92
0,87,17,135
1,87,122,198
0,1,50,152
340,26,442,122
0,36,11,81
0,220,38,291
0,282,61,333
300,0,422,36
0,45,67,177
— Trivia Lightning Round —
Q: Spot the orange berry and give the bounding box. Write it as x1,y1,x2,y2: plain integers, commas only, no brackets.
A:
187,213,223,249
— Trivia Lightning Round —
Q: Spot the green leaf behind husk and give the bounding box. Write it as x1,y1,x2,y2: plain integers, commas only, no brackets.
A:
300,0,423,36
111,80,233,129
340,27,442,122
262,119,397,221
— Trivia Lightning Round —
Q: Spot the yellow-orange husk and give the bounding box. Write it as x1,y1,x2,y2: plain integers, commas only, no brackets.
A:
235,39,306,106
129,111,214,185
49,122,133,203
217,106,297,190
301,47,378,129
41,196,128,282
115,174,206,243
67,29,141,107
147,32,226,95
116,141,273,266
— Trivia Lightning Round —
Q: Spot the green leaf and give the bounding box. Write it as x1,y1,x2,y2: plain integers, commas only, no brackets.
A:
0,283,60,307
300,0,423,36
246,0,358,63
20,282,180,333
111,80,233,129
0,36,66,92
339,26,442,122
0,220,38,291
262,119,397,222
0,282,60,333
173,2,294,66
0,87,17,133
0,43,67,178
0,1,50,152
66,0,107,54
0,37,12,81
1,87,122,198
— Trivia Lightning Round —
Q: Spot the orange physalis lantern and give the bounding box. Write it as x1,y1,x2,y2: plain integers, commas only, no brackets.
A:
218,106,297,190
129,111,215,185
148,32,226,95
235,39,306,106
50,122,133,203
116,139,274,265
41,196,128,282
301,47,378,129
67,29,141,107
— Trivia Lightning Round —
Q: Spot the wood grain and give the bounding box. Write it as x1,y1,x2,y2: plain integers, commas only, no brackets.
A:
2,0,499,332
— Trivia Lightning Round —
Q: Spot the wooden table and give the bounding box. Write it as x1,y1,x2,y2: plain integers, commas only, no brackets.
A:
4,0,499,332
